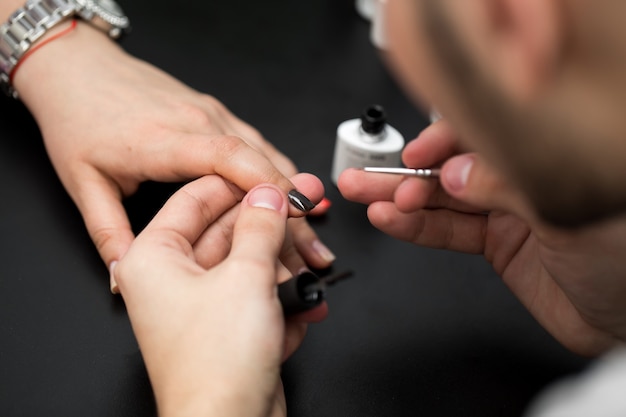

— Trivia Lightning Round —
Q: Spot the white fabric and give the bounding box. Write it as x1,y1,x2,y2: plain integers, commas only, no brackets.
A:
526,347,626,417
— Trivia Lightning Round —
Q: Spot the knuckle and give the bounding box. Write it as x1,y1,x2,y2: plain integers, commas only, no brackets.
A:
199,94,224,111
180,187,219,226
215,134,248,156
177,103,216,132
408,213,428,243
210,135,292,189
90,226,119,259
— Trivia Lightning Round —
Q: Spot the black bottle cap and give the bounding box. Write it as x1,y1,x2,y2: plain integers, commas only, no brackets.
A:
278,272,325,316
360,104,387,134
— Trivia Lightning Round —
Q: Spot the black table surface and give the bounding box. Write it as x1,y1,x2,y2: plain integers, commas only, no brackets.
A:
0,1,589,416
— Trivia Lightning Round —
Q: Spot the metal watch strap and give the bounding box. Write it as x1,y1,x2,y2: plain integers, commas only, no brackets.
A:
0,0,76,98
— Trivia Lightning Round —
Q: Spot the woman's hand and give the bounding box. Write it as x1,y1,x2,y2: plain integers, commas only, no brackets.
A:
115,176,326,417
13,22,335,285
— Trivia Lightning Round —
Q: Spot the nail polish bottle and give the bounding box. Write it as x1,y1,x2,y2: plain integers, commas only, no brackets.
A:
331,104,405,185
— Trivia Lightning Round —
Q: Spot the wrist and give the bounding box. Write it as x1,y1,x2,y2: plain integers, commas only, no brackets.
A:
12,19,125,112
7,18,77,88
1,0,79,98
2,0,130,100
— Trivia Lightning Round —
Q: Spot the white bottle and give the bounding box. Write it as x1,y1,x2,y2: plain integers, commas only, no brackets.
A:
331,105,405,185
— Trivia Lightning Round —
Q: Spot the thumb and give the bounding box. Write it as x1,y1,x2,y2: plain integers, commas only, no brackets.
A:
228,184,289,286
441,153,531,217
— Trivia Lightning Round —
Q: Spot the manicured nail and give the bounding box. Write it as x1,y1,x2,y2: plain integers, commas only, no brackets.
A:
249,186,284,211
444,154,474,192
312,240,336,263
109,261,119,294
288,189,316,213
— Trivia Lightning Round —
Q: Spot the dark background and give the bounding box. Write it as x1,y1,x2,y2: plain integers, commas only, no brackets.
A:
0,0,589,416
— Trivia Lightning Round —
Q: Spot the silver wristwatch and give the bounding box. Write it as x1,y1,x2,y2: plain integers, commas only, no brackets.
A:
0,0,130,98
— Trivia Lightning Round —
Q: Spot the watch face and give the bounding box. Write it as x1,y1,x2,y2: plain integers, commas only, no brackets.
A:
92,0,124,17
74,0,130,37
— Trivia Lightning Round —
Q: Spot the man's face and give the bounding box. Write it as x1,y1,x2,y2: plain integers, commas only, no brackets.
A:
385,0,626,226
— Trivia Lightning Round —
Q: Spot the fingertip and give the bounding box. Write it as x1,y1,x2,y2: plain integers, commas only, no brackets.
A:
338,168,401,204
237,184,289,245
440,153,522,214
441,154,475,195
246,184,287,212
288,189,316,213
287,173,325,216
336,168,377,199
109,261,120,294
290,173,325,201
336,168,357,195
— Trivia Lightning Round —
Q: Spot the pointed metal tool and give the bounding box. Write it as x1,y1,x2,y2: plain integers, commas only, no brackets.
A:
361,167,441,178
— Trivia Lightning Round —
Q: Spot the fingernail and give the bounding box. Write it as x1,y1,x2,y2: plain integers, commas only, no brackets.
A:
444,154,474,192
249,186,284,211
288,189,316,213
109,261,119,294
312,240,336,263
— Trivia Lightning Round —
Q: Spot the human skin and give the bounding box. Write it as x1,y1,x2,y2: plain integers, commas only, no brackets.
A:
381,0,626,227
339,0,626,356
115,175,327,417
340,121,626,357
0,3,335,290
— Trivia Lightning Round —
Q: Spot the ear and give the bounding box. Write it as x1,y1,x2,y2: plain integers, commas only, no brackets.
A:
479,0,562,102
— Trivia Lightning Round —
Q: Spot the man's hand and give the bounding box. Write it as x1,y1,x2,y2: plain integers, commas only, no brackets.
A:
339,120,626,356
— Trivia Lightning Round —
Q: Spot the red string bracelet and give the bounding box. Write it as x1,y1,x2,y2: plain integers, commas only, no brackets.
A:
9,19,78,85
